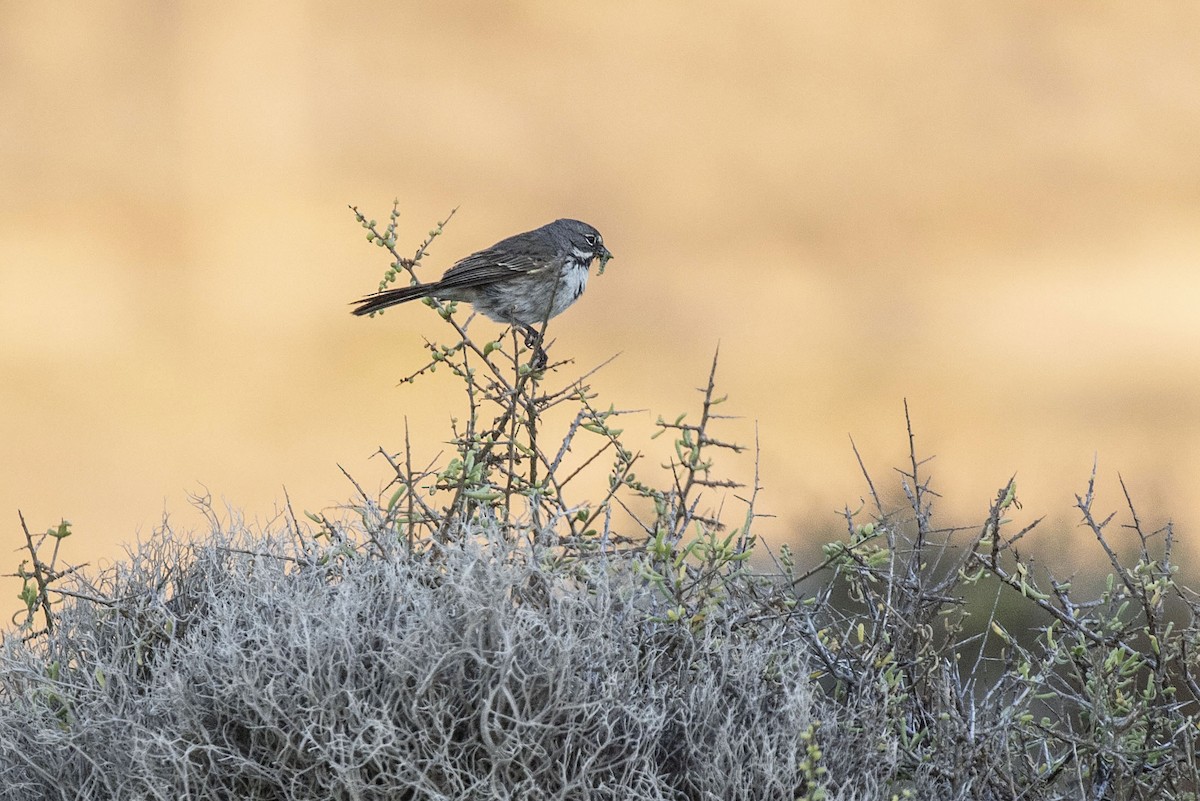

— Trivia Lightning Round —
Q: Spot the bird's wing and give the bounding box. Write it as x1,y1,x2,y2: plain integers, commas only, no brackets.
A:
434,233,562,291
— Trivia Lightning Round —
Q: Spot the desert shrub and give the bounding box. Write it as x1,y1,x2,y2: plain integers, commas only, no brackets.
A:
5,208,1200,800
2,519,817,800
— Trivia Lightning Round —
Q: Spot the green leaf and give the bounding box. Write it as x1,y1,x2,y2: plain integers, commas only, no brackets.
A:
18,581,37,610
387,486,407,512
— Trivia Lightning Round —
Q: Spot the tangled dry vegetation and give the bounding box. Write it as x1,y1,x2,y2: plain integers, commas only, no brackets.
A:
3,209,1199,800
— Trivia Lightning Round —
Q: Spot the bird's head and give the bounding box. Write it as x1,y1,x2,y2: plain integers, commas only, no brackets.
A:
556,218,613,274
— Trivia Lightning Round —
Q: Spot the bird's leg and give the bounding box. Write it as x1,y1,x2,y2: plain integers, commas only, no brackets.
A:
518,325,549,370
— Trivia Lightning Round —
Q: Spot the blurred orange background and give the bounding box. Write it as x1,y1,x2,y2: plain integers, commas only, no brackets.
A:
3,2,1199,601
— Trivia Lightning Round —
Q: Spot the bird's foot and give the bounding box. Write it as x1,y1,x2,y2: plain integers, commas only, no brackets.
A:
515,325,549,370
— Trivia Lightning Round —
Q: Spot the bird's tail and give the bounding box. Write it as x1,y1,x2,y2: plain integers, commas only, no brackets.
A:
350,283,438,316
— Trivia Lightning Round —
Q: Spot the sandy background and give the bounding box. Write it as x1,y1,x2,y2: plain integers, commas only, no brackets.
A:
3,2,1200,604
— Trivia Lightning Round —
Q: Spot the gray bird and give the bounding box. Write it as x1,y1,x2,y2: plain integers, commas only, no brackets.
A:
351,219,612,349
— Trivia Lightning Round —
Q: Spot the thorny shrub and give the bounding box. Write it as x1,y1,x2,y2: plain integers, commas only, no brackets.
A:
3,208,1199,800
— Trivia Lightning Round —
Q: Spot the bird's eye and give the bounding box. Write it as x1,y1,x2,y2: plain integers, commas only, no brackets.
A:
584,234,596,246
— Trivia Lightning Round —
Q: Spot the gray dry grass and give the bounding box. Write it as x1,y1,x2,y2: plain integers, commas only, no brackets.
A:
0,521,817,800
5,444,1200,799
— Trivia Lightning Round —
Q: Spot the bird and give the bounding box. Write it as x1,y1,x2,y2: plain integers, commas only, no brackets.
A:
351,219,613,351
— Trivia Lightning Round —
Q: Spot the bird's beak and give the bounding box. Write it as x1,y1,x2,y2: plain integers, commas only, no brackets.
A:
598,245,613,275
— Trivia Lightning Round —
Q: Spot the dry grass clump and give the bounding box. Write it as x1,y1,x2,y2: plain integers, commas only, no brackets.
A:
1,515,816,800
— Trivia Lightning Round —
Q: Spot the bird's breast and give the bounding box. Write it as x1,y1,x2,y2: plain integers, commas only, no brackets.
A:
552,261,589,315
